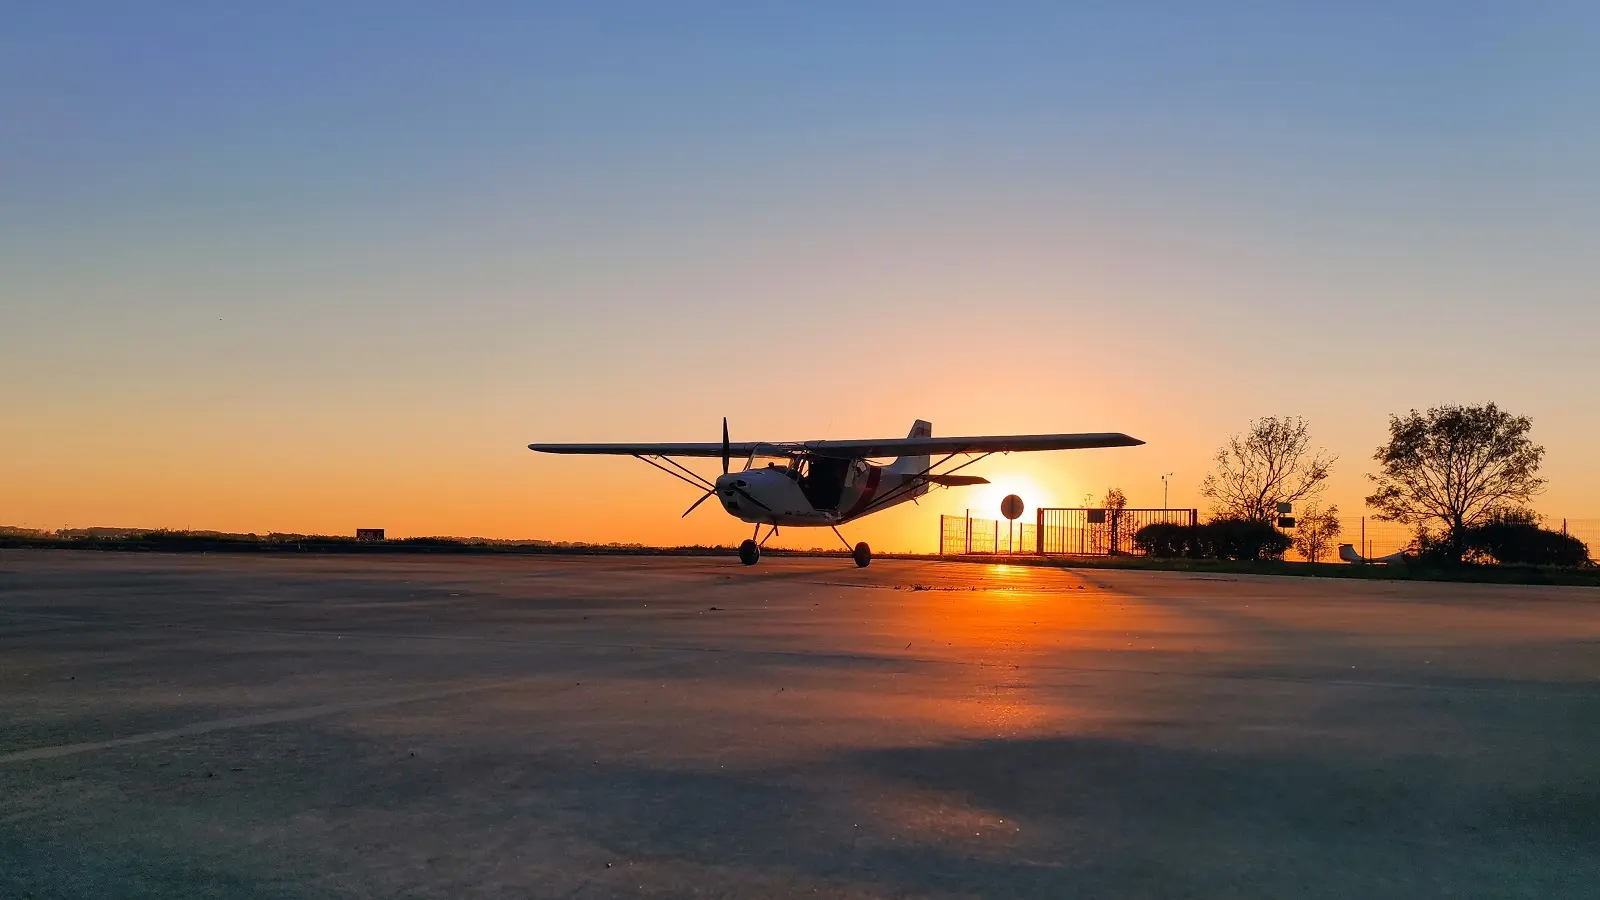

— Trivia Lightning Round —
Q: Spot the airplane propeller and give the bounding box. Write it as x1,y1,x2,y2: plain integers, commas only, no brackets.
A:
681,418,769,517
681,489,717,518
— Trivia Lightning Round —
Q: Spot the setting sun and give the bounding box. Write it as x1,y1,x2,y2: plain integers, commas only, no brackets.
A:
965,472,1053,521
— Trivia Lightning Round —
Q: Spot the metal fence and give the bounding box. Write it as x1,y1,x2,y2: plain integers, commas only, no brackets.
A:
940,512,1599,563
939,509,1196,556
1300,516,1600,563
1566,520,1600,562
1037,508,1199,556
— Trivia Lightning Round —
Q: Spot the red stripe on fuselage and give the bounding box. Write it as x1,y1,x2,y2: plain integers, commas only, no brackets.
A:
840,467,883,520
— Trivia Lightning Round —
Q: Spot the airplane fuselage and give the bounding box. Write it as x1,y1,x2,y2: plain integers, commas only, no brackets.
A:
713,456,926,526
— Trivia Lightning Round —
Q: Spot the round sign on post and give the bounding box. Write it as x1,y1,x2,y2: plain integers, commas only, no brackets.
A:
1000,494,1024,520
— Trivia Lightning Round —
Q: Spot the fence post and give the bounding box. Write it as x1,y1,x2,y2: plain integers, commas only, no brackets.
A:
1563,518,1568,537
1036,508,1044,555
1361,516,1367,561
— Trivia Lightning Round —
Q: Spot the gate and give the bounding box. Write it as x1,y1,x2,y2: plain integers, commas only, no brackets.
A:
1037,508,1198,556
938,514,1037,555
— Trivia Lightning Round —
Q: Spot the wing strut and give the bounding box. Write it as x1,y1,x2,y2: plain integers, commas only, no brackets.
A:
846,452,995,521
633,454,715,493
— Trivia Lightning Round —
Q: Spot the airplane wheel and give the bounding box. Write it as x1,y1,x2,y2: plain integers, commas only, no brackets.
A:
738,540,761,566
853,542,872,568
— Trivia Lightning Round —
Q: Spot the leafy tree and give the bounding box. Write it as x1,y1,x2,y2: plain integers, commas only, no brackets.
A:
1200,417,1334,522
1366,403,1545,561
1292,503,1342,563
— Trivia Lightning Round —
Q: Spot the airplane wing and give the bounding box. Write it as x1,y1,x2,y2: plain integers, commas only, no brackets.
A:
526,442,796,458
528,433,1141,458
799,433,1143,458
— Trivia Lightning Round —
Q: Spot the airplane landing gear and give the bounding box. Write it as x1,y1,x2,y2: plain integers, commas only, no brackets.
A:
739,523,777,566
853,542,872,568
832,526,871,568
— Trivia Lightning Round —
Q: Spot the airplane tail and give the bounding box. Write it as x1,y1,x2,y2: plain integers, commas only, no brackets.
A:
890,420,932,476
1339,543,1409,565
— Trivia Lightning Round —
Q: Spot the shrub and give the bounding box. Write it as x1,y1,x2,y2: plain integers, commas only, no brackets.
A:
1201,518,1292,561
1465,520,1590,567
1408,529,1460,567
1133,523,1193,558
1133,518,1291,561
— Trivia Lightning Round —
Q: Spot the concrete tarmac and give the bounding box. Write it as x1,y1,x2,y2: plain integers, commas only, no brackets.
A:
2,550,1597,898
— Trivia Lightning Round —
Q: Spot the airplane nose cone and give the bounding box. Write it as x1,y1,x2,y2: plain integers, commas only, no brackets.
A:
713,474,739,508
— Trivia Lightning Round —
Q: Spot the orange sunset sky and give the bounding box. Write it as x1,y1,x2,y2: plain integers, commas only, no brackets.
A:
5,6,1598,552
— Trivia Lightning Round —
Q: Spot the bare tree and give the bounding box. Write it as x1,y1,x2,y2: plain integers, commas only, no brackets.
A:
1200,417,1334,522
1103,487,1129,554
1080,488,1134,554
1292,503,1342,563
1365,403,1545,560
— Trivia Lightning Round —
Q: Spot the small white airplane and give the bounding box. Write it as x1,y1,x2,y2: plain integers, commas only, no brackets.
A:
1338,543,1408,565
529,419,1143,567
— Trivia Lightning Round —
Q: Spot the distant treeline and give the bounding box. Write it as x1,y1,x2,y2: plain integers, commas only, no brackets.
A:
0,528,869,557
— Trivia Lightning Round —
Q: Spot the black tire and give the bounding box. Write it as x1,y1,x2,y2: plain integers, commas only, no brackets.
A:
853,541,871,568
738,540,761,566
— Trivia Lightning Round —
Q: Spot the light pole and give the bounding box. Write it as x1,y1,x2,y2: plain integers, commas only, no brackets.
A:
1161,473,1173,510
